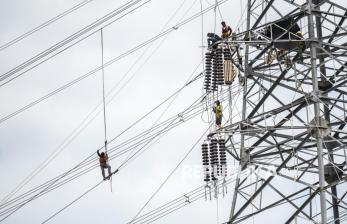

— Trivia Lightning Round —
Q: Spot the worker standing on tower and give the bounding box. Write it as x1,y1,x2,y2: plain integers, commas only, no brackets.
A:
296,31,305,63
221,21,232,38
213,100,223,129
97,149,112,180
207,32,222,48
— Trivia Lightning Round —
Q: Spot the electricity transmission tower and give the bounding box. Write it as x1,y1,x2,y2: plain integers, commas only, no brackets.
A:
216,0,347,223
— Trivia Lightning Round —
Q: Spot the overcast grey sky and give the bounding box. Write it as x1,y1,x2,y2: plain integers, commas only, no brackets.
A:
0,0,245,223
2,0,345,224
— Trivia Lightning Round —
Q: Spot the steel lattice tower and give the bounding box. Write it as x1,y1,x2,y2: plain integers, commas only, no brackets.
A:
212,0,347,223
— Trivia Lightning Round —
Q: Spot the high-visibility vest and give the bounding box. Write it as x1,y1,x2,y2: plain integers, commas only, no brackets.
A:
213,105,223,117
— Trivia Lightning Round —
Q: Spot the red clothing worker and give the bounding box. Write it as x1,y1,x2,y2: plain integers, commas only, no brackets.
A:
221,21,232,38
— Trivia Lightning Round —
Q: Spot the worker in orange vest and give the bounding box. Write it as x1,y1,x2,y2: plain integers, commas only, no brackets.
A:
97,150,112,180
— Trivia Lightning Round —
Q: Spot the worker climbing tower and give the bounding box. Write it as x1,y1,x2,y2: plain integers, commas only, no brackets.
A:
201,0,347,223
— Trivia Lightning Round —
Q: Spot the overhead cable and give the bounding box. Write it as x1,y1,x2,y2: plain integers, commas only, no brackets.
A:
0,0,94,52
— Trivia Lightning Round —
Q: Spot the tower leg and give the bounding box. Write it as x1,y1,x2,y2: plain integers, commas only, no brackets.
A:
307,0,327,223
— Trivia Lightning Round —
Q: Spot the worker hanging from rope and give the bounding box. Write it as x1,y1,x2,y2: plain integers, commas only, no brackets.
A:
221,21,232,39
97,149,112,180
213,100,223,129
97,28,114,182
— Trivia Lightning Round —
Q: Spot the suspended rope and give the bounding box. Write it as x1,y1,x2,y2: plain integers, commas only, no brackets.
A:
2,93,247,224
41,103,225,224
0,74,213,220
100,28,108,154
100,28,113,191
0,1,198,203
0,0,233,125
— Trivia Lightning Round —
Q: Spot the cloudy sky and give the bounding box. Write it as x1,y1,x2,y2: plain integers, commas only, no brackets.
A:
0,0,247,223
3,0,345,223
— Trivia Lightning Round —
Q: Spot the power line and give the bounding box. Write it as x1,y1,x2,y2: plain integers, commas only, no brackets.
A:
129,157,317,224
0,101,102,205
0,83,203,209
120,62,204,168
0,85,239,214
0,152,96,222
129,126,210,223
41,125,210,224
0,95,235,220
0,0,238,220
0,0,234,212
0,73,213,219
131,178,234,224
0,0,151,86
4,87,239,219
0,0,194,202
40,176,106,224
0,0,94,52
0,0,232,125
0,94,214,218
0,96,204,220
